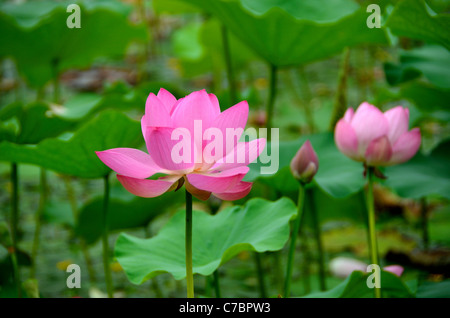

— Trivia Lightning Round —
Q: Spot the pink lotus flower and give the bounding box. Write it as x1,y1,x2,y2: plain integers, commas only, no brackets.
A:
96,89,266,201
290,140,318,184
334,102,421,166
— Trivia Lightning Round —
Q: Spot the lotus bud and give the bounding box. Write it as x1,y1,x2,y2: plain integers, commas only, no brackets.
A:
290,140,319,184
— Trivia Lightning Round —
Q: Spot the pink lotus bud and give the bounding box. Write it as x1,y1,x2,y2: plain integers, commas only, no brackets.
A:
383,265,404,277
334,102,421,167
290,140,319,184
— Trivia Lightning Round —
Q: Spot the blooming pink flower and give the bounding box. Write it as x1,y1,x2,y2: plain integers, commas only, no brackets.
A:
334,102,421,166
96,89,266,201
290,140,318,184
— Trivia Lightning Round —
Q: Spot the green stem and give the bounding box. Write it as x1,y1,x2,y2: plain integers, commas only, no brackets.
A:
63,176,97,285
266,64,278,141
297,67,316,133
284,183,305,298
205,276,213,298
102,173,113,298
420,197,429,250
51,58,60,104
30,168,47,279
36,87,45,102
151,277,164,298
300,231,311,295
213,270,221,298
309,189,326,291
185,190,194,298
221,24,237,105
366,167,381,298
329,47,350,130
253,252,267,298
10,163,22,297
272,252,284,295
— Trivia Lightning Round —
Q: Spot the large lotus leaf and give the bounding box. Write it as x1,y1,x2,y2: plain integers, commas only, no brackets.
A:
304,188,367,226
399,81,450,122
178,0,388,67
383,140,450,199
115,197,297,283
0,0,132,28
153,0,200,14
52,81,184,121
245,133,365,198
172,18,256,78
0,1,147,87
386,0,450,50
416,280,450,298
0,101,76,144
304,270,413,298
384,45,450,88
0,111,143,178
77,190,184,245
17,102,76,144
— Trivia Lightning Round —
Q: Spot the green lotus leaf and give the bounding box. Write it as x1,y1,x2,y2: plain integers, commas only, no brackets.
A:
246,133,365,198
0,0,147,87
384,45,450,89
178,0,388,67
384,140,450,199
0,111,143,178
115,197,297,283
304,270,414,298
77,190,183,245
386,0,450,50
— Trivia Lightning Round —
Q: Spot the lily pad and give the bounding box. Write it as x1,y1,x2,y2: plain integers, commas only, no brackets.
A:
115,197,297,283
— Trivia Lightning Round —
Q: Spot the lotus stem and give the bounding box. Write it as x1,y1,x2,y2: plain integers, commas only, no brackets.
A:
221,24,237,105
30,168,47,279
51,58,60,104
329,47,350,130
213,270,221,298
284,183,305,297
253,252,267,298
420,197,429,250
185,190,194,298
102,173,114,298
297,67,316,133
309,189,326,291
266,64,278,141
63,176,97,285
10,162,22,297
366,167,381,298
